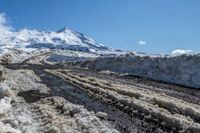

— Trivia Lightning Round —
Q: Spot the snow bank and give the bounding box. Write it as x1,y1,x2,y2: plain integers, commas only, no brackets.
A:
45,50,97,63
0,84,21,133
0,67,22,133
0,97,21,133
85,53,200,88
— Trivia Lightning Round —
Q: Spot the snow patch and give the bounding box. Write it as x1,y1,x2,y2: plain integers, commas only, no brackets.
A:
0,97,11,117
0,82,22,133
171,49,192,56
0,82,12,99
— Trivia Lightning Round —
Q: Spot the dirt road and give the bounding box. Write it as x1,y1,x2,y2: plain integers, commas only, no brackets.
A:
3,54,200,133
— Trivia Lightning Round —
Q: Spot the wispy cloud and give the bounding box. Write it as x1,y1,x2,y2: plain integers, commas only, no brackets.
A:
0,13,12,35
171,49,192,56
138,40,146,45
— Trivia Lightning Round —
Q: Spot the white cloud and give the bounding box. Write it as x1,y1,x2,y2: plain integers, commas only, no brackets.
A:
138,40,146,45
0,13,12,36
171,49,192,56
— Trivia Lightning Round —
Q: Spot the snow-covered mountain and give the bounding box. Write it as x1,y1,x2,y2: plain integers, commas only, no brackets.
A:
0,27,121,54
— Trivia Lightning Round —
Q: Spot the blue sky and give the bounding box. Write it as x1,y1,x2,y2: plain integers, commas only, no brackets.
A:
0,0,200,54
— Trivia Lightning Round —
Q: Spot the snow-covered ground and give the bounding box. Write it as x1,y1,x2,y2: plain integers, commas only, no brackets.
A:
0,65,120,133
84,52,200,88
0,67,22,133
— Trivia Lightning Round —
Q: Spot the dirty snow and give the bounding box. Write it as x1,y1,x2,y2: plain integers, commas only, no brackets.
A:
2,65,120,133
45,49,98,63
84,52,200,88
0,81,22,133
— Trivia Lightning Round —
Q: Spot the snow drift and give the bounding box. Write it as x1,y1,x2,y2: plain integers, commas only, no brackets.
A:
84,53,200,88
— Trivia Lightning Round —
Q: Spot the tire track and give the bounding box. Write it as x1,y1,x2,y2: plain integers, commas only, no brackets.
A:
46,69,200,133
60,70,200,124
66,67,200,105
5,52,200,133
36,68,163,133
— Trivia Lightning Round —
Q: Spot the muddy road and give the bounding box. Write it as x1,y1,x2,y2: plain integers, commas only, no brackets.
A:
3,55,200,133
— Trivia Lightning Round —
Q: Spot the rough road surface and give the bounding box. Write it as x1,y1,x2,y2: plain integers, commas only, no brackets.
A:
2,53,200,133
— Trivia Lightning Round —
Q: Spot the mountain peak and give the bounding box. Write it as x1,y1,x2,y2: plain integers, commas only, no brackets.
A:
0,26,119,54
57,26,72,33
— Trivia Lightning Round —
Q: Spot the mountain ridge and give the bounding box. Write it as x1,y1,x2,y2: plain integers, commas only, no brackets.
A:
0,27,122,54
